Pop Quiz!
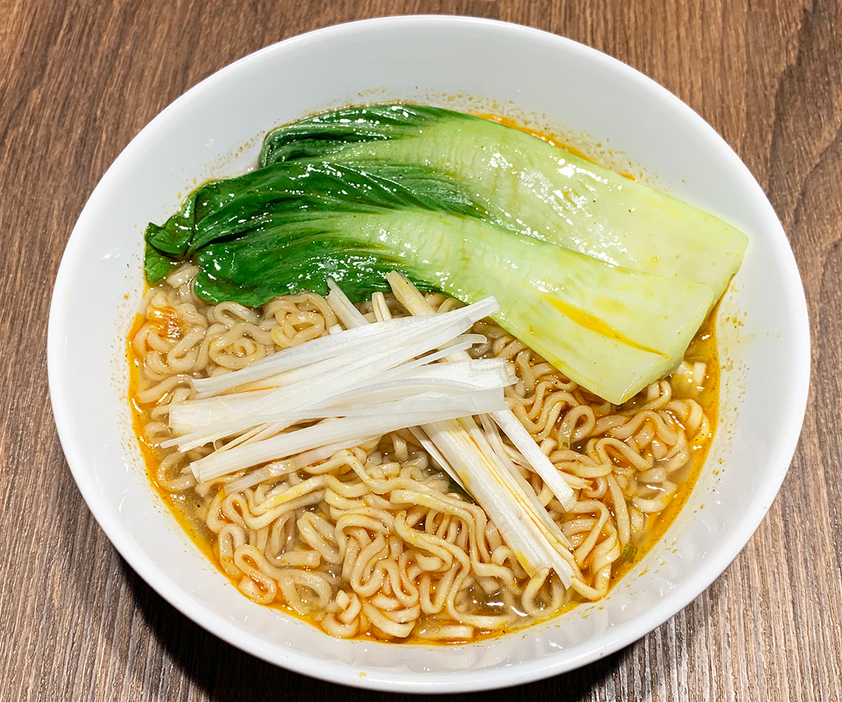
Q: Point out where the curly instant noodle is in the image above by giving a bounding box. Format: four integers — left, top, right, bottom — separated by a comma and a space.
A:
130, 264, 716, 642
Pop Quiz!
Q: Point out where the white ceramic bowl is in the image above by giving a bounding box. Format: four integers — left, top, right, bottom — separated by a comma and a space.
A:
48, 16, 810, 693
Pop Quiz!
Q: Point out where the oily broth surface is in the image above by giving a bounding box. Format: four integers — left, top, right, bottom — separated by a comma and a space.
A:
129, 283, 716, 643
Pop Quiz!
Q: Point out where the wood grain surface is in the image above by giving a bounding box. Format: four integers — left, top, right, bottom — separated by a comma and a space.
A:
1, 0, 840, 699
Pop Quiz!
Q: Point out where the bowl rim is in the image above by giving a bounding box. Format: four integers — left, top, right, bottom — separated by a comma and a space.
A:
47, 14, 811, 693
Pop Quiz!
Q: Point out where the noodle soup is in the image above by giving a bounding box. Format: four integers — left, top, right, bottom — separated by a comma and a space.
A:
129, 266, 716, 643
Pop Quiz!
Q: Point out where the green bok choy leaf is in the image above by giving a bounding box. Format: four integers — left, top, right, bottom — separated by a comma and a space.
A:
145, 160, 715, 404
260, 104, 747, 304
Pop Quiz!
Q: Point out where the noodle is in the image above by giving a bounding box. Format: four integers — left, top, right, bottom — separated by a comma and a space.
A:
129, 265, 716, 642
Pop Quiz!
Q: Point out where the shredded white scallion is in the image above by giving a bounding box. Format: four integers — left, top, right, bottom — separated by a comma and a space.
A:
168, 276, 579, 585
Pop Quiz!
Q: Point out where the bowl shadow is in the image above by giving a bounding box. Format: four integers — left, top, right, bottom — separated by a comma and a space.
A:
119, 557, 624, 701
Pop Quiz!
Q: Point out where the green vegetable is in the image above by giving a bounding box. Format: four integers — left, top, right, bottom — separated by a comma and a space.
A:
145, 160, 714, 403
619, 544, 638, 563
260, 104, 747, 303
144, 161, 491, 300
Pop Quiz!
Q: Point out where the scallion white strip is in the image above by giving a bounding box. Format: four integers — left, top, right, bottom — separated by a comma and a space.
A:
192, 296, 496, 398
491, 411, 576, 511
386, 271, 576, 511
326, 279, 368, 329
191, 396, 506, 483
170, 299, 499, 446
422, 416, 573, 584
385, 272, 577, 583
166, 360, 513, 449
408, 426, 467, 491
232, 334, 486, 394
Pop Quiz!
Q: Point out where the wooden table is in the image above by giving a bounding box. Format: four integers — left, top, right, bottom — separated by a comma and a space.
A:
2, 1, 839, 699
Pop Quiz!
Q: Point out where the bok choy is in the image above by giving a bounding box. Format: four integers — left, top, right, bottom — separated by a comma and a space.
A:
259, 104, 747, 302
145, 159, 716, 403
